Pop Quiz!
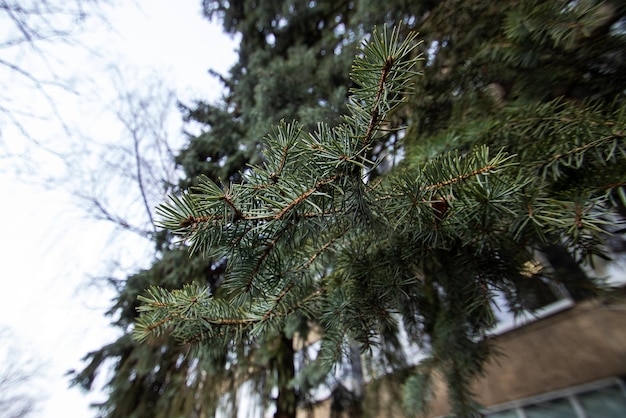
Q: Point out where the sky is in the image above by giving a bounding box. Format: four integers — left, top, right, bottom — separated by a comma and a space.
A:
0, 1, 237, 416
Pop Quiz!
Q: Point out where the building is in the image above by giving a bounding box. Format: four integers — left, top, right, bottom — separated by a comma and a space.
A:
297, 255, 626, 418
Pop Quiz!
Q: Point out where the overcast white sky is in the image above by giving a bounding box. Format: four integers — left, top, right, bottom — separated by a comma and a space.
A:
0, 1, 237, 416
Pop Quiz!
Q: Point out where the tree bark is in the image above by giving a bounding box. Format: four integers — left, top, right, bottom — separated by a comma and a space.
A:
274, 334, 296, 418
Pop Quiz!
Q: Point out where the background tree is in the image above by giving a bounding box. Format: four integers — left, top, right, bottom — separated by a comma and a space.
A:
0, 0, 106, 146
74, 2, 423, 417
71, 70, 181, 242
0, 328, 40, 418
77, 1, 625, 417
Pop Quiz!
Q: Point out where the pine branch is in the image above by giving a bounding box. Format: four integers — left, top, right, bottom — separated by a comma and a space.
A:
133, 22, 623, 418
274, 175, 340, 220
349, 25, 422, 148
137, 25, 423, 348
243, 223, 292, 293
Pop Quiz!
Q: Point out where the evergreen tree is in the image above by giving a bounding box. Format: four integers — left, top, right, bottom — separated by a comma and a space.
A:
76, 1, 625, 417
74, 1, 416, 417
135, 3, 626, 418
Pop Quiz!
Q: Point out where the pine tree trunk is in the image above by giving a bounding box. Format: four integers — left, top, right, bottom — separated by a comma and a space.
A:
348, 341, 364, 416
274, 334, 296, 418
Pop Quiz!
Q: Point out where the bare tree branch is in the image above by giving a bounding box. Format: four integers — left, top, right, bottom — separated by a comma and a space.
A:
68, 68, 182, 243
0, 0, 108, 144
0, 327, 40, 418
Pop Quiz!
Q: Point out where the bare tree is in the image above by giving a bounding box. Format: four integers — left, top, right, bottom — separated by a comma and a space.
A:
0, 0, 107, 148
0, 328, 40, 418
1, 1, 189, 240
69, 67, 182, 242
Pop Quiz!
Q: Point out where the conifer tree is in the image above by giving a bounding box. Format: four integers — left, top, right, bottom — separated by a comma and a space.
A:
76, 1, 625, 417
74, 1, 409, 416
133, 18, 626, 417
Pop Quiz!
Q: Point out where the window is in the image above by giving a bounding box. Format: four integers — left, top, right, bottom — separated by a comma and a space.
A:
523, 398, 576, 418
578, 384, 626, 417
486, 378, 626, 418
488, 277, 574, 336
